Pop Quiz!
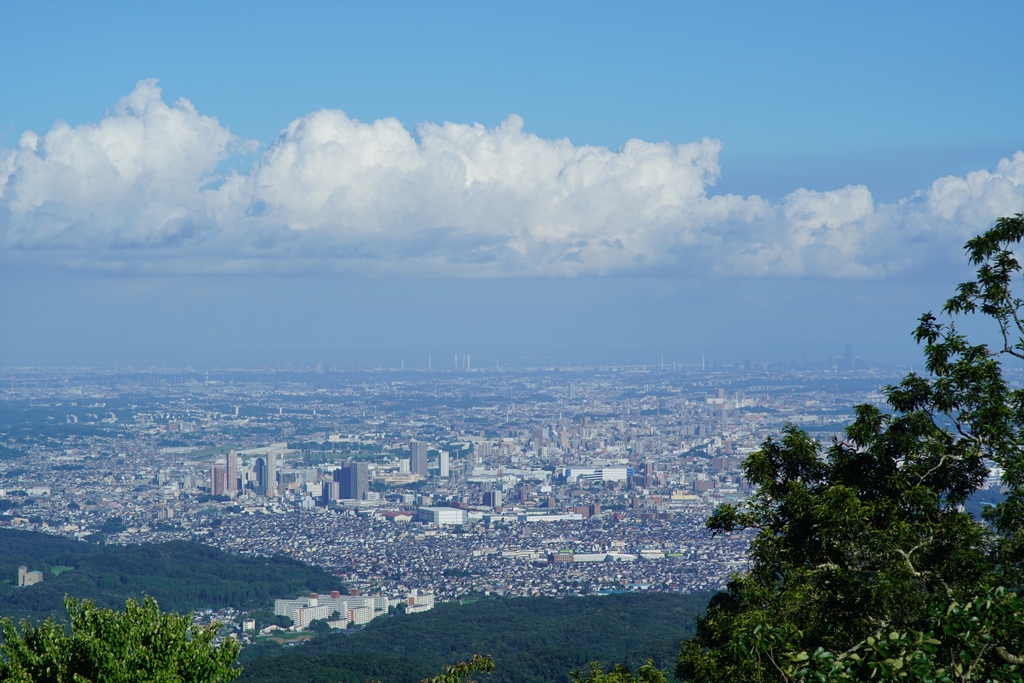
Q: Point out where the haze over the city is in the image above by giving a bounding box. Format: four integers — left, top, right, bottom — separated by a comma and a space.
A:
1, 0, 1022, 368
2, 7, 1023, 680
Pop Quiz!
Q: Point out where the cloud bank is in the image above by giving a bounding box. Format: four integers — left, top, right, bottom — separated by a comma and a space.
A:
2, 80, 1022, 277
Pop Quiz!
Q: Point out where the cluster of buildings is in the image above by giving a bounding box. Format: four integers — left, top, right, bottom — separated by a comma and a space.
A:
273, 589, 433, 629
207, 449, 370, 503
3, 358, 1002, 616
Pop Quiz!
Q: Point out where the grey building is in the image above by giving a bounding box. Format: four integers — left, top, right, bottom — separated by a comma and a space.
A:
335, 460, 368, 500
410, 440, 428, 476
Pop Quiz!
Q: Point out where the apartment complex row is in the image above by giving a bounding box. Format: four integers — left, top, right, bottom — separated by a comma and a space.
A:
273, 589, 434, 629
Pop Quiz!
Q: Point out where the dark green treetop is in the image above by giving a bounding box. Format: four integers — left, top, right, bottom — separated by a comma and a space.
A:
678, 215, 1024, 683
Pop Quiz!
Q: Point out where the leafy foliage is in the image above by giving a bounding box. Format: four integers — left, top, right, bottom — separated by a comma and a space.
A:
0, 595, 240, 682
569, 660, 668, 683
678, 215, 1024, 682
421, 654, 496, 683
308, 618, 332, 634
0, 530, 345, 622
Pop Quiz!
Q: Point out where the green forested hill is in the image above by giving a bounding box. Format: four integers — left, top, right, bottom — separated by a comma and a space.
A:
0, 529, 344, 622
239, 591, 712, 683
1, 530, 711, 682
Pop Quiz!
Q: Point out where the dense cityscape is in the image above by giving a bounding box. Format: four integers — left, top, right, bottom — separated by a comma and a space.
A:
2, 350, 969, 622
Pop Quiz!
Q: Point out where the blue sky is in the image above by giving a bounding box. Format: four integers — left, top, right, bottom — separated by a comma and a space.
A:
1, 0, 1022, 367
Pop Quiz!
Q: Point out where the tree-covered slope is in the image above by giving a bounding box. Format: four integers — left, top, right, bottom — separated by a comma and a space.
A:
239, 592, 712, 683
0, 529, 344, 622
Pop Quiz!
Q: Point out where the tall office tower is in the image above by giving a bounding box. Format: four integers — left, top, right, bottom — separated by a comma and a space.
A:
410, 440, 428, 476
354, 461, 368, 499
254, 457, 267, 496
532, 427, 545, 448
439, 451, 450, 478
335, 461, 368, 499
568, 382, 576, 400
319, 480, 338, 505
266, 451, 277, 495
226, 450, 238, 497
399, 458, 410, 474
211, 465, 226, 496
483, 490, 502, 508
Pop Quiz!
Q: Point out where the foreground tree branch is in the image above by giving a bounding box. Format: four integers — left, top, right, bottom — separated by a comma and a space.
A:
676, 216, 1024, 683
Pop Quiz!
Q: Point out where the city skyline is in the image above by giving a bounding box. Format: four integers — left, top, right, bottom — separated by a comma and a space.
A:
0, 360, 906, 603
0, 6, 1019, 678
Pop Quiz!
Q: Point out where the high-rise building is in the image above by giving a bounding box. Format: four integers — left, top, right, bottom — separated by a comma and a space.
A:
410, 440, 428, 476
211, 465, 226, 496
335, 461, 368, 500
439, 451, 449, 478
254, 457, 267, 496
399, 458, 410, 474
226, 450, 238, 498
320, 479, 341, 505
266, 451, 278, 496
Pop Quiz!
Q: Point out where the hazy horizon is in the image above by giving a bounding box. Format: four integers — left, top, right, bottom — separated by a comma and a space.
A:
2, 1, 1022, 367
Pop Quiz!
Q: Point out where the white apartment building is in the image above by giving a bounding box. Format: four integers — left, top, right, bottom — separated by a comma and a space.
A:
274, 592, 390, 629
405, 589, 435, 614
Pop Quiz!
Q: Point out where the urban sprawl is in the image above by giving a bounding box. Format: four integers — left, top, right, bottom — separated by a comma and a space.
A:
2, 354, 1007, 632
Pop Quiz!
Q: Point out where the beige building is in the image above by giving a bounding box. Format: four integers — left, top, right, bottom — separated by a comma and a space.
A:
18, 566, 44, 587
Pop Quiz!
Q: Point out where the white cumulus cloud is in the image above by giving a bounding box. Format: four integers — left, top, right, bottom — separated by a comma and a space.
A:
1, 79, 254, 250
2, 80, 1021, 277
